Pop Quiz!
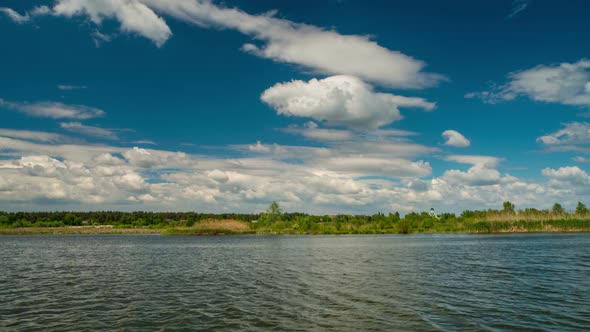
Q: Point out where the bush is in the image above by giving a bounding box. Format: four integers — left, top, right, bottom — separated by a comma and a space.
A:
397, 219, 412, 234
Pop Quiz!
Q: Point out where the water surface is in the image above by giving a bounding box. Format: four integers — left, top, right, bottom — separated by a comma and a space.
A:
1, 234, 589, 331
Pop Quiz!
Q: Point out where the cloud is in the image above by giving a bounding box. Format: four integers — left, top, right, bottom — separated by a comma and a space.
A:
0, 133, 588, 213
0, 5, 51, 24
440, 154, 510, 186
123, 147, 190, 169
31, 6, 51, 15
247, 141, 273, 153
91, 29, 112, 47
442, 130, 470, 147
94, 153, 126, 166
0, 99, 105, 119
58, 85, 87, 90
145, 0, 444, 87
542, 166, 590, 195
508, 60, 590, 106
283, 122, 354, 141
0, 129, 65, 143
318, 157, 432, 178
343, 142, 438, 158
507, 0, 531, 19
9, 0, 443, 88
132, 140, 157, 145
542, 166, 590, 183
51, 0, 172, 47
0, 136, 122, 164
441, 167, 505, 187
573, 156, 590, 163
445, 155, 502, 168
0, 154, 149, 203
261, 75, 435, 130
238, 139, 437, 161
467, 59, 590, 107
60, 122, 118, 140
1, 1, 170, 47
0, 7, 30, 23
537, 122, 590, 153
372, 129, 418, 137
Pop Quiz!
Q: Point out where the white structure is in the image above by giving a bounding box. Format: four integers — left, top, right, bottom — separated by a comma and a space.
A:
428, 208, 440, 220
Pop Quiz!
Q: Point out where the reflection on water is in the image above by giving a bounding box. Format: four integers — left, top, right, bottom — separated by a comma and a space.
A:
1, 234, 589, 331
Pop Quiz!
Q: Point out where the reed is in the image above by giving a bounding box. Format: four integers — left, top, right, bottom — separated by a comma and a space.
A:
162, 219, 253, 235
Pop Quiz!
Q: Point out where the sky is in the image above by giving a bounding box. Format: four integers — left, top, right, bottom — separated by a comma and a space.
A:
0, 0, 589, 214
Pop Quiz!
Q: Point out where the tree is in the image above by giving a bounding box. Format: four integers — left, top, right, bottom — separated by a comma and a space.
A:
552, 203, 565, 215
0, 215, 9, 226
64, 213, 82, 226
267, 201, 283, 215
388, 212, 401, 223
576, 202, 588, 215
503, 201, 515, 214
259, 201, 283, 224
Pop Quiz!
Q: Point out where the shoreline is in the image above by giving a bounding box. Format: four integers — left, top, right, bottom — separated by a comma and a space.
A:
1, 226, 589, 236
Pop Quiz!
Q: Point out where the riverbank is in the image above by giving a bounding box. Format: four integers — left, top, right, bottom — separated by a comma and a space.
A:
2, 218, 590, 235
0, 226, 161, 235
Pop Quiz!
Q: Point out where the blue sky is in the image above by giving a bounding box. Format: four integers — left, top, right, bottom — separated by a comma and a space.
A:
0, 0, 589, 213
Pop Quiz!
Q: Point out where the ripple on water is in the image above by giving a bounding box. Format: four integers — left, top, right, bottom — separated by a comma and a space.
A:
0, 234, 589, 331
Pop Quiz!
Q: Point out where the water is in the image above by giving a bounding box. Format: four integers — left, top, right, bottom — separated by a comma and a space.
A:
1, 234, 589, 331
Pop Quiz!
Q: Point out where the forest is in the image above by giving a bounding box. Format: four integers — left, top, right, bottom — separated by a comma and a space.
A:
1, 200, 590, 235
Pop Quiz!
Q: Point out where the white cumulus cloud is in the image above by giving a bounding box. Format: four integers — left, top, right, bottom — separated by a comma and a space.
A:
542, 166, 590, 184
261, 75, 435, 130
467, 59, 590, 107
441, 155, 510, 186
0, 134, 588, 213
537, 122, 590, 153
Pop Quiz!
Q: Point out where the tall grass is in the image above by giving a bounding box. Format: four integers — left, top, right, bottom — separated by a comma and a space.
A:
162, 219, 254, 235
483, 212, 590, 222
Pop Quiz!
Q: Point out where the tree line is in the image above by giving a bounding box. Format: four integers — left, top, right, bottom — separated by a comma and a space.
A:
1, 201, 589, 232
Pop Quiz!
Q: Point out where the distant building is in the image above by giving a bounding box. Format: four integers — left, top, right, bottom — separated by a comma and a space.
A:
428, 208, 440, 219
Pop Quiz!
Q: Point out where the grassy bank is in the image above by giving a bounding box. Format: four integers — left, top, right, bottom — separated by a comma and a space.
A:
250, 218, 590, 235
0, 226, 161, 235
2, 202, 590, 235
0, 219, 251, 236
2, 218, 589, 235
161, 219, 254, 235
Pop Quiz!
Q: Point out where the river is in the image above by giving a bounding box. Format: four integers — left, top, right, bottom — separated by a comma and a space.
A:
1, 234, 589, 331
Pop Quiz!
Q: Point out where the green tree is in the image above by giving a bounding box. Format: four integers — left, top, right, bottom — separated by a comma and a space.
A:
0, 215, 9, 226
503, 201, 515, 214
575, 202, 588, 215
386, 212, 400, 224
63, 213, 82, 226
259, 201, 283, 224
397, 219, 413, 234
267, 201, 283, 215
552, 203, 565, 215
